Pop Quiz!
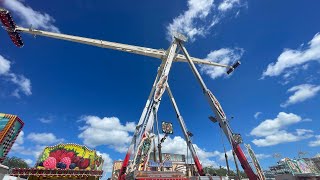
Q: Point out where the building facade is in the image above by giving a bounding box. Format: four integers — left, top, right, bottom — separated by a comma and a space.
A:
268, 157, 320, 180
0, 113, 24, 163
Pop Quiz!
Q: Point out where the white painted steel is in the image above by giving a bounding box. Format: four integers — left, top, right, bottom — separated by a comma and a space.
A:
15, 26, 230, 68
13, 25, 244, 177
123, 40, 179, 174
177, 41, 234, 145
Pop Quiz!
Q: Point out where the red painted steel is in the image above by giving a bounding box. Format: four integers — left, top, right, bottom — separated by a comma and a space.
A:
234, 144, 258, 180
193, 156, 204, 176
0, 9, 24, 47
119, 153, 131, 180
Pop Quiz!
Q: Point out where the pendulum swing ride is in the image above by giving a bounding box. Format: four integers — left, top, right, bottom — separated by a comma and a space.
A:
0, 8, 265, 180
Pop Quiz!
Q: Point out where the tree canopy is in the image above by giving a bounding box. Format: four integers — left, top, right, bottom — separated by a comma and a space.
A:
2, 156, 29, 169
203, 166, 247, 178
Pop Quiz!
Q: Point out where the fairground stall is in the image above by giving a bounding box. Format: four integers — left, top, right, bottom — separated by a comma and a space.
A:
0, 113, 24, 163
269, 157, 320, 180
10, 143, 104, 180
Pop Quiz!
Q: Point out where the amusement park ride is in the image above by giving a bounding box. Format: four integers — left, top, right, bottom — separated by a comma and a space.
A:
0, 8, 264, 180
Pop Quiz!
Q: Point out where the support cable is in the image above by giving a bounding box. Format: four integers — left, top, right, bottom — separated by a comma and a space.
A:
154, 107, 161, 146
186, 140, 189, 175
152, 121, 157, 168
219, 127, 230, 176
154, 107, 163, 171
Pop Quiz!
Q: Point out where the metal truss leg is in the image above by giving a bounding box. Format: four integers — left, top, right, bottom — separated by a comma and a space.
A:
166, 83, 205, 175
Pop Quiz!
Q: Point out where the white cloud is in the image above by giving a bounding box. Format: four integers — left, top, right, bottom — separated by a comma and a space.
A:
0, 56, 11, 75
161, 136, 189, 155
11, 131, 25, 153
262, 33, 320, 78
97, 151, 113, 179
302, 118, 313, 122
10, 131, 53, 160
8, 73, 32, 97
11, 142, 46, 160
15, 131, 24, 145
254, 112, 262, 119
200, 48, 244, 79
252, 130, 313, 147
281, 84, 320, 107
0, 55, 32, 97
250, 112, 301, 137
296, 129, 314, 136
33, 145, 46, 159
255, 153, 271, 159
161, 135, 231, 167
244, 151, 271, 161
97, 151, 113, 173
39, 117, 52, 123
309, 135, 320, 147
279, 66, 303, 85
11, 142, 24, 153
218, 0, 240, 11
250, 112, 313, 147
166, 0, 244, 41
24, 159, 33, 166
212, 150, 233, 161
78, 116, 136, 153
27, 132, 64, 145
167, 0, 214, 41
3, 0, 59, 32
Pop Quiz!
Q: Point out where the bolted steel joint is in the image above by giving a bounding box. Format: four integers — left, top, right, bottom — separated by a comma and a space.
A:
173, 32, 188, 42
233, 133, 243, 144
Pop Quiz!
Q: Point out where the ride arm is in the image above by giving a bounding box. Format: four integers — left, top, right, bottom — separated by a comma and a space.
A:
0, 9, 23, 47
14, 26, 230, 67
177, 40, 258, 180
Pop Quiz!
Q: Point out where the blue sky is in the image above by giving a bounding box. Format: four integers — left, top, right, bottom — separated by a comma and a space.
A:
1, 0, 320, 178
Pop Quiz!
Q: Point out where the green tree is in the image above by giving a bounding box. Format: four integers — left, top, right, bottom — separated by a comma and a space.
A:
239, 170, 247, 178
204, 166, 237, 176
2, 156, 29, 169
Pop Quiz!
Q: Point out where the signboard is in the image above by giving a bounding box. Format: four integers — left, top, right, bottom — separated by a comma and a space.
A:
162, 122, 173, 134
134, 171, 186, 179
305, 159, 320, 174
296, 159, 312, 174
154, 75, 168, 102
149, 153, 185, 163
148, 160, 173, 168
285, 159, 301, 174
245, 144, 265, 180
284, 158, 320, 175
0, 113, 24, 163
131, 132, 154, 171
36, 143, 104, 170
111, 161, 123, 180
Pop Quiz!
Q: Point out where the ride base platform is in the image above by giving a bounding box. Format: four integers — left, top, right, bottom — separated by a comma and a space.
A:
125, 171, 230, 180
126, 170, 188, 180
